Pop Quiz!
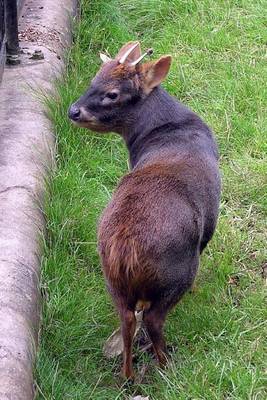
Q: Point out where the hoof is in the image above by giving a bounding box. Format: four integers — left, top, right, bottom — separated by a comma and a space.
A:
121, 369, 135, 383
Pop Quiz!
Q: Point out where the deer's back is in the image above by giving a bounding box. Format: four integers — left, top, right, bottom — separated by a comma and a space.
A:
98, 153, 220, 305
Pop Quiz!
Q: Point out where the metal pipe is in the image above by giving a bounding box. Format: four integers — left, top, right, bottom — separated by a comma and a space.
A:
4, 0, 20, 64
0, 0, 5, 80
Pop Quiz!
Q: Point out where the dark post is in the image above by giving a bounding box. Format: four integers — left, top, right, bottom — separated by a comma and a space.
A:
4, 0, 20, 64
0, 0, 5, 80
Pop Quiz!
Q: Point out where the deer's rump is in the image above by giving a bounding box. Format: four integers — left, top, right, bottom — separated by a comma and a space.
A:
97, 160, 219, 308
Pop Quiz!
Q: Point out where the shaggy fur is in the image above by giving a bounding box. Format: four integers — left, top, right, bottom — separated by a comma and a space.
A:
69, 44, 221, 379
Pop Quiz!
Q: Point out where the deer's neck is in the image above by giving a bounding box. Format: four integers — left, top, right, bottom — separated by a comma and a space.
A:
122, 86, 196, 169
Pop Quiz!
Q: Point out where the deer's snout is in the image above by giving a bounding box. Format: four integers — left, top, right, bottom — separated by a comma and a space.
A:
68, 104, 81, 121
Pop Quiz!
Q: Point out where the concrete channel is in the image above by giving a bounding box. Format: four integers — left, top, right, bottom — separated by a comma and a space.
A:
0, 0, 76, 398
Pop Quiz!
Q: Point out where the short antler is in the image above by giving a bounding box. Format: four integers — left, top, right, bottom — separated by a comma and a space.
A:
130, 48, 154, 66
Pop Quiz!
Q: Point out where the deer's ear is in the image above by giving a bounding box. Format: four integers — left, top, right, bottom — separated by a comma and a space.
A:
100, 53, 111, 63
116, 41, 141, 64
142, 56, 172, 93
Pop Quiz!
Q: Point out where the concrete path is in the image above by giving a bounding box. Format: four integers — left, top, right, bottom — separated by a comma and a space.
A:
0, 1, 76, 398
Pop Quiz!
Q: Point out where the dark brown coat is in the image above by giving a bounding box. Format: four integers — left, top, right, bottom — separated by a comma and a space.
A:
69, 42, 221, 379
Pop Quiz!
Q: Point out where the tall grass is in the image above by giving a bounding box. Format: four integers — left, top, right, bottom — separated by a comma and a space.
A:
36, 1, 267, 399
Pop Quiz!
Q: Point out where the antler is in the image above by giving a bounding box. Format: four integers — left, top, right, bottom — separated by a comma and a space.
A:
130, 48, 154, 66
103, 43, 153, 66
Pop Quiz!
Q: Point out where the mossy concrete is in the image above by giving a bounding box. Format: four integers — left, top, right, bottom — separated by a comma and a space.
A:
0, 0, 76, 398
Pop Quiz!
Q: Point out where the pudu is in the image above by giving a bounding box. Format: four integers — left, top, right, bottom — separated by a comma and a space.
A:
69, 42, 221, 379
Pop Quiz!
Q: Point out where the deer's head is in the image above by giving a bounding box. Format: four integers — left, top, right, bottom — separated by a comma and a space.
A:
68, 41, 171, 133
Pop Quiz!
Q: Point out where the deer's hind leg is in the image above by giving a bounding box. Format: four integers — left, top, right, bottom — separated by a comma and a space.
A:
143, 305, 168, 366
143, 280, 192, 366
118, 304, 136, 380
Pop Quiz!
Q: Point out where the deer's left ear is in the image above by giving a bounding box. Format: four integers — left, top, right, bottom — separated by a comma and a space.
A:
100, 53, 111, 63
142, 56, 172, 93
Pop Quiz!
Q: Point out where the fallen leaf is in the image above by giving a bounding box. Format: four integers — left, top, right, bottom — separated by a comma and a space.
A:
103, 311, 143, 358
103, 326, 123, 358
261, 263, 267, 286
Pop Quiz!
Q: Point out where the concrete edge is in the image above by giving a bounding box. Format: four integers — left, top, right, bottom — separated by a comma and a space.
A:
0, 0, 77, 398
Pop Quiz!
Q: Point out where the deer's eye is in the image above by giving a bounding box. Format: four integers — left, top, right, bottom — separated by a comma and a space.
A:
105, 91, 118, 100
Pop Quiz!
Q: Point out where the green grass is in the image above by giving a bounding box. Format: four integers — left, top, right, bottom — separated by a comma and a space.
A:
36, 1, 267, 398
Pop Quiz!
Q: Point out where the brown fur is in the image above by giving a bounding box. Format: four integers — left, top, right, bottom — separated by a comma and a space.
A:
98, 160, 202, 301
111, 64, 135, 79
106, 227, 139, 281
69, 42, 220, 380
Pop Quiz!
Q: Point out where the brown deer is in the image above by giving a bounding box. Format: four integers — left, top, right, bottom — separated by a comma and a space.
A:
68, 42, 221, 380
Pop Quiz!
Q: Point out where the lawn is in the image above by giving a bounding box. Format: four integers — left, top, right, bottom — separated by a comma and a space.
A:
36, 1, 267, 399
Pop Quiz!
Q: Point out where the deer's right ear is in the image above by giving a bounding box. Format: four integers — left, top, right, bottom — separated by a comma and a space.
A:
142, 55, 172, 93
116, 41, 141, 64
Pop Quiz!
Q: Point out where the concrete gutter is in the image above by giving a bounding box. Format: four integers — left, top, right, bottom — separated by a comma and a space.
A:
0, 0, 76, 398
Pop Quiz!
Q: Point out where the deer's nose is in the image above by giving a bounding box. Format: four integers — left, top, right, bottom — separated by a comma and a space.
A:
68, 105, 81, 121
